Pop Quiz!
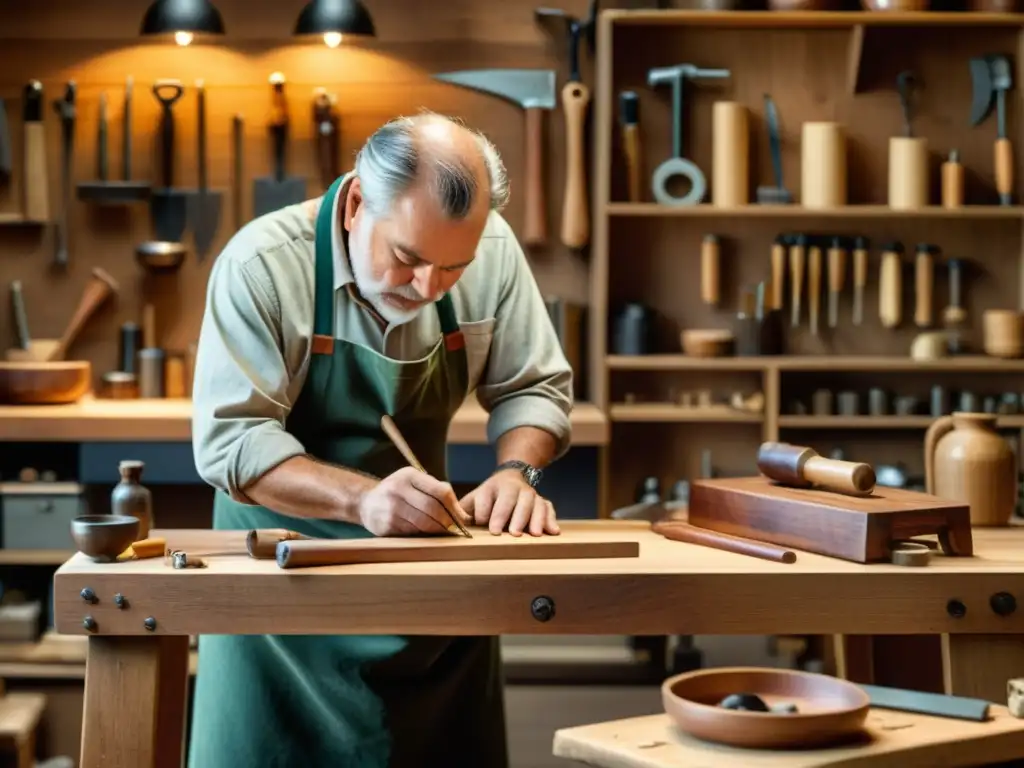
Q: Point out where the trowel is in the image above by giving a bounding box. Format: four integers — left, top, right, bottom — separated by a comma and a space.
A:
970, 54, 1014, 205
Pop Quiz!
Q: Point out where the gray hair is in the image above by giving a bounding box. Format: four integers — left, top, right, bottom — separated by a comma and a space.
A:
354, 114, 511, 220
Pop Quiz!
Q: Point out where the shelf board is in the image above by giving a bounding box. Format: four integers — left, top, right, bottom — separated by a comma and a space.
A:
605, 203, 1024, 219
0, 213, 45, 226
607, 355, 1024, 373
0, 549, 72, 566
610, 403, 763, 423
780, 415, 1024, 429
605, 10, 1024, 28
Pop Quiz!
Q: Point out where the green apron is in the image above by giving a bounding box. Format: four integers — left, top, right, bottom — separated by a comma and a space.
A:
187, 177, 508, 768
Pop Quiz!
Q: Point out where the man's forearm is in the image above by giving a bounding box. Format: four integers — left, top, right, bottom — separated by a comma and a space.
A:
242, 455, 378, 524
495, 426, 559, 469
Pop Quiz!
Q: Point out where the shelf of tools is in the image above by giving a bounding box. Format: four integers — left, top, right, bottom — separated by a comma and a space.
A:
589, 10, 1024, 519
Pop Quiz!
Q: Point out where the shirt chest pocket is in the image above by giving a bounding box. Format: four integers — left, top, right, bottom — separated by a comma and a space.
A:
460, 318, 495, 392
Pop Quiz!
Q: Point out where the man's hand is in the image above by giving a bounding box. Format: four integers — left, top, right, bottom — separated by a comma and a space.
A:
358, 467, 469, 536
461, 469, 560, 537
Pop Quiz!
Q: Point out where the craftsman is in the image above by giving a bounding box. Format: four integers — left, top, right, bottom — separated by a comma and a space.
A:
187, 113, 573, 768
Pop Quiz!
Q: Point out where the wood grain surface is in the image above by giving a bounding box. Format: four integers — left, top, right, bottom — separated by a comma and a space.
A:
552, 707, 1024, 768
51, 521, 1024, 636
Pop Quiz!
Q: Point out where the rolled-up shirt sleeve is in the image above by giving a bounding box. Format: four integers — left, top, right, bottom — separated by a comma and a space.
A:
475, 230, 574, 459
191, 253, 307, 503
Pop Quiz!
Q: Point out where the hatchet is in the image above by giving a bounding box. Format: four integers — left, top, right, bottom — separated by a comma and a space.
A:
970, 54, 1015, 205
432, 68, 555, 249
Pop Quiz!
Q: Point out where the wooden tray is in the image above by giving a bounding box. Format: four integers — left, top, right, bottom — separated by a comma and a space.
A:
688, 476, 973, 563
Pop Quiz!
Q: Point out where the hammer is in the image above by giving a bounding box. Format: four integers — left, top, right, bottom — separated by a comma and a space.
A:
756, 442, 876, 497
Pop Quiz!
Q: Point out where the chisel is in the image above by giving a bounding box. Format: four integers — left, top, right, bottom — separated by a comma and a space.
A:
619, 90, 641, 203
789, 234, 807, 328
808, 241, 822, 335
52, 81, 77, 267
770, 235, 786, 311
852, 236, 868, 326
827, 236, 846, 329
22, 81, 49, 222
915, 243, 936, 328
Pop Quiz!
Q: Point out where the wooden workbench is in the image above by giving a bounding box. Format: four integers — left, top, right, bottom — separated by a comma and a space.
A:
53, 521, 1024, 768
553, 708, 1024, 767
0, 395, 609, 445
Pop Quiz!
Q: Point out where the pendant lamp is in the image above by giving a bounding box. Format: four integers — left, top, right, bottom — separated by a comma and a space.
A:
294, 0, 376, 48
140, 0, 226, 47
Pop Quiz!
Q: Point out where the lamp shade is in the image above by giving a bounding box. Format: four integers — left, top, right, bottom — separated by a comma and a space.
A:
294, 0, 376, 38
140, 0, 226, 37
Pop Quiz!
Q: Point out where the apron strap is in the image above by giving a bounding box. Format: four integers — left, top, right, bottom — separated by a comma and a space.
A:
311, 176, 347, 353
435, 293, 464, 352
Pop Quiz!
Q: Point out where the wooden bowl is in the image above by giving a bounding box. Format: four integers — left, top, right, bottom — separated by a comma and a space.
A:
0, 361, 91, 404
662, 667, 870, 749
71, 515, 140, 562
681, 329, 735, 358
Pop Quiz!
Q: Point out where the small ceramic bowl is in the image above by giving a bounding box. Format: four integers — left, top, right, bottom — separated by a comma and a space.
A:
71, 515, 140, 562
662, 667, 870, 749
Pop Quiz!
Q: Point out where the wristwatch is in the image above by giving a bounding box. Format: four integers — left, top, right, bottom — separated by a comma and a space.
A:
494, 460, 543, 488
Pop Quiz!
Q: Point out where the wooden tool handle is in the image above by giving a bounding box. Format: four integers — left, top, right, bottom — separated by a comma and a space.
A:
808, 245, 821, 334
652, 521, 796, 564
142, 303, 156, 349
915, 250, 933, 328
23, 123, 49, 222
995, 137, 1013, 203
561, 80, 591, 249
622, 124, 641, 203
522, 106, 547, 248
790, 242, 805, 326
381, 414, 426, 473
853, 246, 867, 289
828, 245, 845, 293
771, 242, 785, 311
701, 235, 720, 306
50, 268, 119, 360
802, 456, 876, 496
880, 251, 901, 328
246, 528, 311, 559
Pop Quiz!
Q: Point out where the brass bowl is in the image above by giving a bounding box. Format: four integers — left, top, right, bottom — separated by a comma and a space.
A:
71, 515, 140, 562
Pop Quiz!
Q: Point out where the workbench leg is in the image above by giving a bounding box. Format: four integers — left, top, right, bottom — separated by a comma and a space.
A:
80, 635, 190, 768
942, 634, 1024, 704
832, 635, 875, 684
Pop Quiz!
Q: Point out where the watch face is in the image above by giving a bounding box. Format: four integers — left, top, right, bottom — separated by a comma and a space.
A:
524, 467, 542, 487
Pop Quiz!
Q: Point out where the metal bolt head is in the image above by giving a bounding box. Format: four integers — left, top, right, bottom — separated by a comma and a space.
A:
80, 587, 97, 604
82, 616, 97, 632
143, 616, 157, 632
113, 593, 127, 609
991, 592, 1017, 616
947, 599, 967, 619
530, 595, 556, 623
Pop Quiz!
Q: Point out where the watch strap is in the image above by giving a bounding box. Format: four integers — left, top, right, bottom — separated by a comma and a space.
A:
494, 460, 542, 488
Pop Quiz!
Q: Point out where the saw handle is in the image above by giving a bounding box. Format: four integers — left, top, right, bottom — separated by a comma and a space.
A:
561, 80, 591, 249
996, 137, 1013, 205
522, 107, 547, 249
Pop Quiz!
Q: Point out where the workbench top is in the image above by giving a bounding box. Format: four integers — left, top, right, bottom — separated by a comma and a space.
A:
0, 395, 608, 445
52, 522, 1024, 638
552, 708, 1024, 768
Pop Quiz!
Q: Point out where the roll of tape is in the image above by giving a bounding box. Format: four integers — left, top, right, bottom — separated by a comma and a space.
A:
652, 158, 707, 206
890, 541, 931, 567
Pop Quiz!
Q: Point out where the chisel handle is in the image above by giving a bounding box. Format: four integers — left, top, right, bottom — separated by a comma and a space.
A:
996, 137, 1013, 205
915, 249, 933, 328
771, 241, 786, 311
523, 106, 547, 249
808, 245, 821, 335
623, 125, 641, 203
790, 242, 805, 327
853, 244, 868, 325
561, 81, 591, 249
880, 250, 902, 329
701, 234, 720, 306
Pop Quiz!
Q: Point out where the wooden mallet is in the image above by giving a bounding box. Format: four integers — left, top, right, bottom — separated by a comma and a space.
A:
757, 441, 876, 497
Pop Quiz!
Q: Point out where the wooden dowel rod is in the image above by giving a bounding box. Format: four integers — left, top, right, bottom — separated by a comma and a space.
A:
652, 521, 797, 564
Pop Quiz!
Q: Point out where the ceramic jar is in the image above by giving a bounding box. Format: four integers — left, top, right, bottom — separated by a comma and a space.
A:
111, 460, 153, 538
925, 413, 1017, 526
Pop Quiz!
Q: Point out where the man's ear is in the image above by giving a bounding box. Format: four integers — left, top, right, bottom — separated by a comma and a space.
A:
343, 177, 362, 233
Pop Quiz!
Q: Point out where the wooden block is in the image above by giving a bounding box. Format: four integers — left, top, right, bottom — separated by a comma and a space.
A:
688, 476, 972, 563
0, 693, 45, 741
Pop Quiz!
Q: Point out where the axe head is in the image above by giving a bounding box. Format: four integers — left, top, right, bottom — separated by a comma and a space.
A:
970, 56, 996, 126
432, 69, 556, 111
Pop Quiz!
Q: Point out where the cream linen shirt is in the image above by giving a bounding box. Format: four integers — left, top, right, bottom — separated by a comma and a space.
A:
191, 178, 574, 503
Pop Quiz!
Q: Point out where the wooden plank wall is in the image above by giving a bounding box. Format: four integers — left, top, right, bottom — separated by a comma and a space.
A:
0, 0, 651, 387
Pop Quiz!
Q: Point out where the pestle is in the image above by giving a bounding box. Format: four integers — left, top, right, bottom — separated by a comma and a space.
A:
757, 441, 876, 496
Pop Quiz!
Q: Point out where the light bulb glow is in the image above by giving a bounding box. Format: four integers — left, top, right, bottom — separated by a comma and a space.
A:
323, 31, 343, 48
174, 30, 194, 47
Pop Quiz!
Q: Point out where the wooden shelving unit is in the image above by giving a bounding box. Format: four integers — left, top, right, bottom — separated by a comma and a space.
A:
589, 10, 1024, 514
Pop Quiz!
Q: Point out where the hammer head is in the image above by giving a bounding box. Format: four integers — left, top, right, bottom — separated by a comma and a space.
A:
432, 69, 556, 111
756, 441, 815, 487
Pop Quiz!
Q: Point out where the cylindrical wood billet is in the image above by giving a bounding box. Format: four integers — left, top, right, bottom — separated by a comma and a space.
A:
983, 309, 1024, 359
701, 234, 720, 306
801, 122, 846, 209
164, 353, 187, 398
888, 137, 929, 210
246, 529, 312, 559
712, 101, 749, 207
138, 348, 165, 398
941, 150, 964, 209
652, 521, 796, 564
